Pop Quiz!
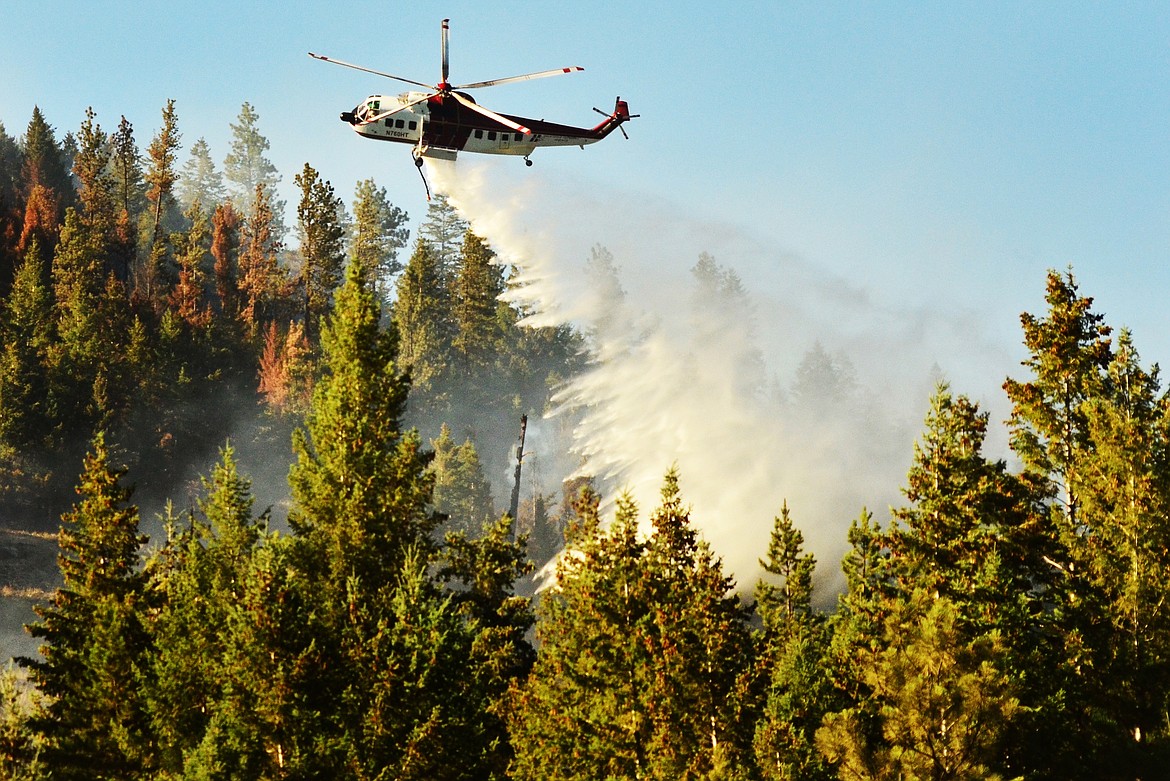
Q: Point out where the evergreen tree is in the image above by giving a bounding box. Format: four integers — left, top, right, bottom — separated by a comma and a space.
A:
210, 199, 242, 318
0, 664, 45, 780
511, 474, 754, 779
509, 488, 651, 780
0, 242, 57, 480
21, 432, 152, 779
71, 108, 117, 263
429, 423, 496, 535
141, 99, 182, 310
392, 236, 454, 398
641, 469, 755, 777
145, 445, 268, 776
816, 594, 1020, 781
0, 121, 23, 294
753, 504, 835, 781
886, 384, 1039, 634
1004, 268, 1112, 530
349, 177, 409, 303
49, 208, 118, 430
1001, 269, 1127, 778
1074, 330, 1170, 773
452, 230, 506, 374
416, 193, 468, 276
108, 115, 144, 281
237, 183, 283, 335
439, 511, 536, 779
223, 102, 284, 235
177, 136, 226, 213
289, 258, 438, 599
168, 199, 211, 329
293, 163, 346, 341
20, 107, 73, 209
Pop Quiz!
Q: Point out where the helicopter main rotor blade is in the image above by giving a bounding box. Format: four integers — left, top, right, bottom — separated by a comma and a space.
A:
307, 52, 433, 90
441, 18, 450, 85
360, 93, 434, 125
450, 92, 531, 135
455, 66, 585, 90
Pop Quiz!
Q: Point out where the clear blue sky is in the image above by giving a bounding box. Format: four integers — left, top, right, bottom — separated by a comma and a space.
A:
3, 1, 1169, 370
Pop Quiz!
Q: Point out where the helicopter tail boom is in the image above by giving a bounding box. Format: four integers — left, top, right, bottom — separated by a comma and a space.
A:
590, 97, 637, 139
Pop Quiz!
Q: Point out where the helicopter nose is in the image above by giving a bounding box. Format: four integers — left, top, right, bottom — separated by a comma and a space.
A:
340, 111, 357, 124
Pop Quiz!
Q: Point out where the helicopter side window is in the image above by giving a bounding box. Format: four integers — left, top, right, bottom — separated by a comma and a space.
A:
408, 121, 417, 130
487, 131, 496, 141
395, 119, 405, 129
474, 129, 483, 139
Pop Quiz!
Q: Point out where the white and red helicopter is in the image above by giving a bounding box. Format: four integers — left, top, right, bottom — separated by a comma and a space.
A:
309, 19, 635, 171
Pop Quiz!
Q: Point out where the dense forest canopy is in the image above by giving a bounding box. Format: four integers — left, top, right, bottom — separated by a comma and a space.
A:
1, 103, 1169, 780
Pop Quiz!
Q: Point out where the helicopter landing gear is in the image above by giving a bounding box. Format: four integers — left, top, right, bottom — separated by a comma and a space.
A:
524, 156, 533, 167
414, 155, 424, 168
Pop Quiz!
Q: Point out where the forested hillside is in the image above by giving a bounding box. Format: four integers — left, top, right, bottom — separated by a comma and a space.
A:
2, 103, 1170, 780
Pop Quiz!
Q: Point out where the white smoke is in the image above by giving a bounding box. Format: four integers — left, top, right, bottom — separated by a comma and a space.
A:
427, 158, 1015, 596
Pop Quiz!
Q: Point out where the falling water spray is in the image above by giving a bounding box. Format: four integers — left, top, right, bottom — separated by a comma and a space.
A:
426, 159, 1015, 594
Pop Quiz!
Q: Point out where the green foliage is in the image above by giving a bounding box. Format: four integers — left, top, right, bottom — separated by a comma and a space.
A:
0, 664, 45, 779
289, 258, 437, 587
753, 504, 835, 781
177, 137, 226, 214
21, 432, 152, 779
429, 423, 496, 535
294, 163, 346, 341
511, 472, 754, 780
393, 236, 454, 398
817, 594, 1020, 781
349, 177, 409, 303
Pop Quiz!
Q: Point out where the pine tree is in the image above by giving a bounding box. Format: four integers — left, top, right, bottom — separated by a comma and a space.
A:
349, 177, 409, 303
210, 200, 242, 317
429, 424, 496, 535
1004, 268, 1112, 531
145, 445, 268, 776
0, 664, 46, 780
1074, 330, 1170, 772
0, 241, 57, 500
0, 122, 23, 295
177, 136, 226, 213
49, 208, 114, 430
452, 230, 505, 374
509, 489, 651, 780
886, 384, 1039, 634
72, 108, 117, 263
237, 183, 283, 335
21, 432, 152, 779
438, 510, 536, 779
816, 594, 1020, 781
416, 193, 468, 276
511, 474, 754, 779
392, 236, 454, 398
108, 116, 144, 282
20, 107, 73, 211
289, 257, 438, 599
641, 468, 754, 778
1001, 269, 1125, 778
223, 102, 284, 235
140, 99, 182, 310
294, 163, 346, 342
753, 504, 835, 781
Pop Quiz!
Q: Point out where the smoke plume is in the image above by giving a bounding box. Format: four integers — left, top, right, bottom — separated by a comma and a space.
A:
428, 159, 1015, 596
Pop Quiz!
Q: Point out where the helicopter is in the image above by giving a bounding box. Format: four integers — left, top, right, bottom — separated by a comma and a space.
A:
308, 18, 635, 170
